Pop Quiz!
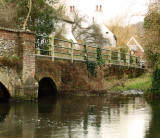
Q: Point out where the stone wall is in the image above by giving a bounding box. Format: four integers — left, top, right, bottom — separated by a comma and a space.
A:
0, 29, 17, 56
35, 57, 145, 94
0, 28, 38, 100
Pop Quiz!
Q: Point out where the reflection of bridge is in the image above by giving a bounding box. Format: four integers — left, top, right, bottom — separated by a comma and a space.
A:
0, 28, 145, 101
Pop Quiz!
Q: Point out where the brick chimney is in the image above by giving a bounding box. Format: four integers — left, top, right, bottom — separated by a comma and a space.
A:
96, 5, 102, 12
92, 17, 94, 23
70, 6, 75, 12
96, 5, 98, 11
70, 6, 72, 12
100, 5, 102, 11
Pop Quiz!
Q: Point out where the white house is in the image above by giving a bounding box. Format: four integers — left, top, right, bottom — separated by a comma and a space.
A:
54, 0, 117, 47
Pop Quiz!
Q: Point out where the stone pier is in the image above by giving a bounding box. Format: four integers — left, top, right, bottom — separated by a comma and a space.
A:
0, 27, 38, 101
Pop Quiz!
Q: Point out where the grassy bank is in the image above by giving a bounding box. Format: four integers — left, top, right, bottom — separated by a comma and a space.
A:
108, 73, 151, 92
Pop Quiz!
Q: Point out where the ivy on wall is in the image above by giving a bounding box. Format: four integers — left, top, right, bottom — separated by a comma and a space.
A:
86, 46, 104, 76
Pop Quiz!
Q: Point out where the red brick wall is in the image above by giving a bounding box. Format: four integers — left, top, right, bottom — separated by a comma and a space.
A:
19, 33, 36, 83
0, 28, 36, 84
134, 46, 144, 58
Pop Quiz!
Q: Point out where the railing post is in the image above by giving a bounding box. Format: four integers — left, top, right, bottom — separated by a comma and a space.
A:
135, 56, 137, 68
128, 51, 130, 67
140, 57, 142, 68
70, 39, 73, 63
118, 49, 121, 65
49, 34, 55, 61
84, 43, 88, 61
36, 47, 40, 55
109, 49, 112, 64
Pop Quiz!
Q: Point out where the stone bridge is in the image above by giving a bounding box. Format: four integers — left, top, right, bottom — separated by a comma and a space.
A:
0, 28, 145, 101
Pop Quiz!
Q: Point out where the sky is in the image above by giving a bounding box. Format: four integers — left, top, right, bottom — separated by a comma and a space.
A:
60, 0, 150, 24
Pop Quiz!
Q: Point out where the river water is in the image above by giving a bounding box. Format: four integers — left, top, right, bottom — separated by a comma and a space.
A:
0, 96, 159, 138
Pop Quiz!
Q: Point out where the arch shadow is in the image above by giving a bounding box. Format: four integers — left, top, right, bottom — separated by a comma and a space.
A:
0, 82, 11, 102
38, 77, 58, 98
0, 103, 10, 122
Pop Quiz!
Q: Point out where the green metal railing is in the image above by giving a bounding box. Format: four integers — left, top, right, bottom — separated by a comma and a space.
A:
35, 34, 144, 68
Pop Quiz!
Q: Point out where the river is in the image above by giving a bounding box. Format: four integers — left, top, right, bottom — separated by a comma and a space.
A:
0, 95, 159, 138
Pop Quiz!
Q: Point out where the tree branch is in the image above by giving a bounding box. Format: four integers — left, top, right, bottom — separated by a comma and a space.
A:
23, 0, 32, 30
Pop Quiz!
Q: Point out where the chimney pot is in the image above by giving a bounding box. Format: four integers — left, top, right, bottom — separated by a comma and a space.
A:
100, 5, 102, 11
96, 5, 98, 11
70, 6, 72, 12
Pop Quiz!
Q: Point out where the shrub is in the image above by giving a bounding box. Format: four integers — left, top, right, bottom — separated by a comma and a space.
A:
151, 69, 160, 95
0, 56, 20, 66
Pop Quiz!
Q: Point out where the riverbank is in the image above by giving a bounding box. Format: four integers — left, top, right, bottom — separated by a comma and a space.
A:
58, 73, 151, 97
109, 73, 151, 93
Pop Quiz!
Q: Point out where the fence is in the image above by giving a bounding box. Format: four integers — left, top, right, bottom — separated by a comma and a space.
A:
35, 34, 143, 68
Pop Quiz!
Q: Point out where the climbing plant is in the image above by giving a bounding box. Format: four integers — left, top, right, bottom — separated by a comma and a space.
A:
97, 46, 104, 67
86, 60, 97, 76
86, 46, 104, 76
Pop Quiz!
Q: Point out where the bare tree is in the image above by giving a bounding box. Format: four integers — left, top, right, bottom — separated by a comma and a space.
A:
72, 15, 110, 47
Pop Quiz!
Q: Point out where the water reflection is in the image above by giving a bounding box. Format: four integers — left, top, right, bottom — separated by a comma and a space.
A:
145, 99, 160, 138
0, 103, 10, 122
0, 96, 155, 138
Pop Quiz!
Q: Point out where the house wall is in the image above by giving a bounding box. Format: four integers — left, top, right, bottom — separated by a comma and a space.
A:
134, 46, 144, 58
98, 23, 116, 46
54, 21, 78, 44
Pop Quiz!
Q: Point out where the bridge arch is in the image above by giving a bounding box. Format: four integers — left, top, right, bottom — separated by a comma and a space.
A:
0, 82, 11, 102
38, 77, 57, 98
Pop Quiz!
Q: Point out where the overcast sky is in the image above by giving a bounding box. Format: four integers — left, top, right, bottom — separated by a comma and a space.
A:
61, 0, 150, 24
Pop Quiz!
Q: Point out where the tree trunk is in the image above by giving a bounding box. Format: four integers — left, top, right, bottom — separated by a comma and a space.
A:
23, 0, 32, 30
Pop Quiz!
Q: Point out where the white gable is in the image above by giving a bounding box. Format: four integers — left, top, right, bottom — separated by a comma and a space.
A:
127, 37, 144, 52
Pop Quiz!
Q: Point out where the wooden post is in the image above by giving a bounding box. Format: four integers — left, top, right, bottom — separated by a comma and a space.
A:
49, 34, 54, 61
140, 57, 142, 68
128, 51, 130, 67
36, 47, 40, 55
84, 43, 88, 61
118, 49, 121, 65
70, 39, 73, 63
109, 49, 112, 64
135, 56, 137, 68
